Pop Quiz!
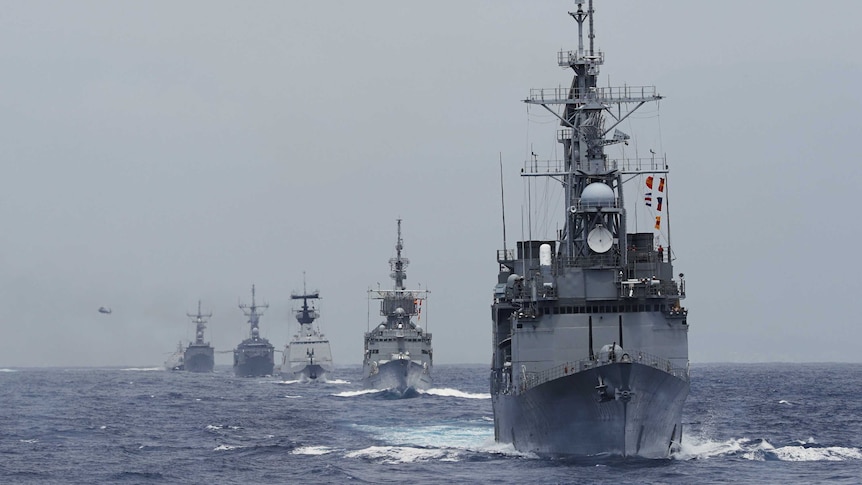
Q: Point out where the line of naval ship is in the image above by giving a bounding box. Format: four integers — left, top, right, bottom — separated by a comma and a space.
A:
362, 219, 432, 396
490, 1, 690, 458
233, 285, 275, 377
281, 274, 334, 381
183, 301, 215, 373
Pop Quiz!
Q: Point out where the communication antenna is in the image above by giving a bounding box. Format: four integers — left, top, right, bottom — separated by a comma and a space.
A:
499, 153, 507, 252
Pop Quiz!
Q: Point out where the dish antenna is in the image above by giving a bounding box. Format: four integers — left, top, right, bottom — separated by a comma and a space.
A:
587, 225, 613, 253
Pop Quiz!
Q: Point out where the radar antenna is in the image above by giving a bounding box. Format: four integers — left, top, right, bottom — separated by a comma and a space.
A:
389, 219, 410, 290
187, 300, 212, 345
291, 272, 321, 328
239, 285, 268, 338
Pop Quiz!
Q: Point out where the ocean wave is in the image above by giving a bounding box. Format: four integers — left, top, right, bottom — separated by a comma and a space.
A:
206, 424, 242, 431
0, 368, 18, 372
120, 367, 163, 371
675, 436, 862, 462
324, 379, 351, 384
213, 444, 242, 451
332, 389, 381, 398
421, 388, 490, 399
345, 445, 460, 464
292, 445, 336, 455
353, 423, 494, 451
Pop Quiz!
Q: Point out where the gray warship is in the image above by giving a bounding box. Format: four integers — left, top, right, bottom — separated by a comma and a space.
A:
490, 1, 690, 458
362, 219, 432, 396
164, 341, 184, 371
233, 285, 275, 377
281, 275, 334, 381
183, 301, 215, 373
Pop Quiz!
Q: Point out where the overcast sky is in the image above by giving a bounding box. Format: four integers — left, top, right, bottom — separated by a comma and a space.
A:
1, 1, 860, 367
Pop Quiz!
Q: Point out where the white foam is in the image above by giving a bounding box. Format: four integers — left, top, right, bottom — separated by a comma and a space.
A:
283, 394, 302, 399
276, 379, 301, 385
674, 436, 862, 462
345, 446, 458, 464
19, 439, 38, 444
0, 368, 18, 372
214, 444, 241, 451
324, 379, 351, 385
477, 439, 540, 458
778, 399, 792, 405
421, 388, 490, 399
206, 424, 242, 431
121, 367, 162, 371
353, 423, 494, 451
292, 446, 335, 455
775, 446, 862, 461
673, 436, 748, 460
332, 389, 381, 397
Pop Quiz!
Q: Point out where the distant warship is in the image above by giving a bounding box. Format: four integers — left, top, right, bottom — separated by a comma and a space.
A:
183, 301, 215, 373
489, 1, 690, 458
233, 285, 275, 377
281, 274, 334, 381
164, 341, 184, 371
362, 219, 432, 396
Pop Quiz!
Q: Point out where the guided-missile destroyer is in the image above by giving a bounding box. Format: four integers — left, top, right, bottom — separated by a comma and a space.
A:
281, 274, 334, 381
233, 285, 275, 377
490, 1, 690, 458
362, 219, 432, 396
183, 301, 215, 373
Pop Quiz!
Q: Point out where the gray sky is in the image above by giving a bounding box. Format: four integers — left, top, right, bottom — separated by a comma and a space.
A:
1, 1, 860, 367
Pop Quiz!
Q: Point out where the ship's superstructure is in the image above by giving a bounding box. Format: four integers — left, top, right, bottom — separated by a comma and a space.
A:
362, 219, 432, 396
183, 301, 215, 373
490, 1, 690, 458
282, 274, 334, 381
233, 285, 275, 377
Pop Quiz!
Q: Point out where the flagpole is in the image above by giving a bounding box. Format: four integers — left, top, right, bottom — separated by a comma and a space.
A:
664, 157, 673, 261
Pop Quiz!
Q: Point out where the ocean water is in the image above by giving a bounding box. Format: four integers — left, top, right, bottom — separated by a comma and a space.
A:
1, 363, 861, 484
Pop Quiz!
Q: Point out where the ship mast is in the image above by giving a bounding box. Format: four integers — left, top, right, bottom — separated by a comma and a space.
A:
239, 285, 268, 339
187, 300, 212, 345
522, 0, 665, 267
389, 218, 409, 291
291, 272, 320, 335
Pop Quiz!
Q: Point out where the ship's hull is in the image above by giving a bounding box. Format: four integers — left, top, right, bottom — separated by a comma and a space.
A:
285, 364, 330, 382
362, 358, 431, 396
183, 345, 214, 373
493, 362, 688, 458
233, 341, 274, 377
283, 339, 333, 381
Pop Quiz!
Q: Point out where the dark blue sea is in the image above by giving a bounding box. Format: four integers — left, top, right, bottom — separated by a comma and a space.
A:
2, 364, 861, 484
